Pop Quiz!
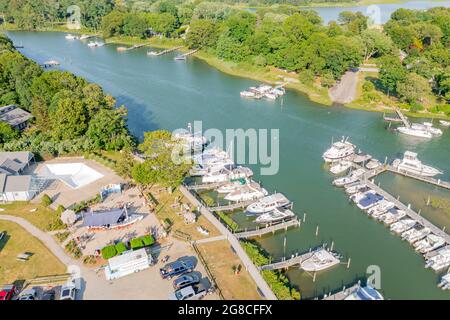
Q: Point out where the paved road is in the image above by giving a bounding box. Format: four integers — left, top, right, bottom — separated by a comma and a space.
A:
180, 186, 278, 300
329, 70, 359, 104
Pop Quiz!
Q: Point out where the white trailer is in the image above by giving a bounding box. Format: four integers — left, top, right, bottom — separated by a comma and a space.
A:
104, 248, 153, 280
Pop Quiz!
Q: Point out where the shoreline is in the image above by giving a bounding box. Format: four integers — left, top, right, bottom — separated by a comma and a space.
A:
5, 28, 449, 120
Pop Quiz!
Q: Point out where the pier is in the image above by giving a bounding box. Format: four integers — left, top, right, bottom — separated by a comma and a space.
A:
149, 46, 183, 56
234, 218, 300, 239
118, 44, 146, 52
174, 49, 198, 60
321, 283, 361, 300
385, 165, 450, 190
209, 199, 257, 212
186, 181, 228, 191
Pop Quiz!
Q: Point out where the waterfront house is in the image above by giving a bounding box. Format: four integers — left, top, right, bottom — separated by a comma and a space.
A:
0, 173, 36, 201
0, 105, 33, 130
0, 151, 35, 175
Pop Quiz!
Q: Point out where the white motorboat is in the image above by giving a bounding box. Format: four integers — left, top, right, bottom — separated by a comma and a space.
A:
356, 192, 383, 211
264, 92, 277, 100
87, 41, 104, 47
333, 169, 366, 187
367, 200, 395, 218
378, 208, 406, 225
330, 160, 352, 175
255, 207, 295, 224
147, 51, 159, 56
202, 166, 253, 183
365, 159, 381, 170
353, 153, 372, 164
392, 151, 443, 177
438, 272, 450, 290
414, 234, 445, 254
401, 226, 431, 244
322, 137, 356, 163
300, 249, 341, 272
190, 161, 234, 176
426, 248, 450, 271
216, 178, 248, 193
397, 125, 432, 139
174, 131, 207, 149
65, 34, 79, 40
390, 219, 417, 234
439, 120, 450, 127
350, 190, 375, 204
423, 122, 443, 136
344, 285, 384, 300
224, 183, 268, 202
246, 193, 291, 215
345, 183, 368, 195
240, 90, 257, 98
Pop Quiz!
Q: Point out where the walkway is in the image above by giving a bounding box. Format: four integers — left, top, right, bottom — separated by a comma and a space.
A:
234, 218, 300, 239
179, 186, 277, 300
329, 70, 358, 104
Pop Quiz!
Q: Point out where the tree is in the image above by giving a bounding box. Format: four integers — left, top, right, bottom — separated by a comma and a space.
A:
123, 13, 148, 38
115, 149, 136, 178
379, 56, 407, 95
186, 19, 217, 49
283, 13, 315, 42
51, 98, 88, 141
361, 29, 394, 61
397, 73, 432, 103
0, 122, 18, 144
101, 10, 125, 37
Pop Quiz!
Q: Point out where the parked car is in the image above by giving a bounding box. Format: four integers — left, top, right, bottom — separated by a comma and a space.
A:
41, 289, 56, 300
169, 284, 207, 300
59, 285, 76, 300
17, 288, 37, 300
173, 274, 200, 290
160, 260, 194, 279
0, 285, 17, 300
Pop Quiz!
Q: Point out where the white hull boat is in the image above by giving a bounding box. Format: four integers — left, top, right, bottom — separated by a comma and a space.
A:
224, 183, 268, 202
423, 122, 443, 136
414, 234, 445, 254
365, 159, 382, 170
322, 137, 355, 163
438, 273, 450, 290
401, 227, 431, 244
216, 178, 248, 193
246, 193, 291, 215
345, 183, 368, 195
392, 151, 443, 177
255, 207, 295, 224
87, 41, 104, 47
397, 126, 432, 139
439, 120, 450, 127
300, 249, 340, 272
350, 190, 375, 204
65, 34, 79, 40
202, 166, 253, 183
356, 192, 383, 210
330, 160, 352, 175
333, 168, 366, 187
378, 208, 406, 225
390, 219, 417, 234
426, 248, 450, 271
367, 200, 395, 218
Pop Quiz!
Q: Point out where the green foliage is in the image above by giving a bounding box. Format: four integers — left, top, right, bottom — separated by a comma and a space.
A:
130, 237, 144, 250
115, 242, 128, 254
0, 122, 18, 145
65, 240, 82, 259
101, 245, 117, 260
41, 194, 52, 207
397, 73, 431, 103
141, 235, 155, 247
216, 211, 238, 232
55, 231, 70, 243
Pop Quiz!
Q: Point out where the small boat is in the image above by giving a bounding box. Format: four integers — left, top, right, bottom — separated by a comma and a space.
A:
356, 192, 383, 210
330, 160, 352, 175
65, 34, 79, 40
87, 41, 103, 47
216, 178, 248, 194
423, 122, 443, 136
202, 166, 253, 183
397, 125, 432, 139
378, 208, 406, 225
264, 92, 277, 100
350, 190, 375, 204
353, 153, 372, 164
190, 159, 234, 176
255, 207, 295, 224
224, 183, 268, 202
345, 183, 368, 195
390, 219, 416, 234
323, 137, 356, 163
438, 272, 450, 290
246, 193, 291, 215
300, 248, 340, 272
367, 200, 395, 218
344, 285, 384, 300
196, 226, 209, 235
439, 120, 450, 127
240, 90, 256, 98
79, 34, 91, 40
174, 55, 186, 61
401, 226, 431, 244
392, 151, 443, 177
365, 159, 381, 170
426, 248, 450, 271
147, 51, 159, 56
414, 234, 445, 253
333, 168, 366, 187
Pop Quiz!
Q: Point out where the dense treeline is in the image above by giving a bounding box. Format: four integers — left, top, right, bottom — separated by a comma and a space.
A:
0, 34, 134, 155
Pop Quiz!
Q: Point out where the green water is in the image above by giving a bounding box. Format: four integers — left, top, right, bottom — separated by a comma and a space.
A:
8, 31, 450, 300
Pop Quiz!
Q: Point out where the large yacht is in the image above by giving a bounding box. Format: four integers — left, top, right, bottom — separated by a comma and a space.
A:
246, 193, 291, 215
216, 178, 248, 193
438, 272, 450, 290
255, 207, 295, 224
300, 249, 340, 272
344, 285, 384, 300
367, 200, 395, 218
322, 137, 356, 163
329, 160, 352, 175
392, 151, 443, 177
224, 182, 268, 202
202, 166, 253, 183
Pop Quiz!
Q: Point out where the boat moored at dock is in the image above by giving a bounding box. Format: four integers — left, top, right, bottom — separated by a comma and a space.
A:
414, 234, 445, 254
223, 182, 268, 202
378, 208, 406, 225
438, 272, 450, 290
323, 137, 355, 163
329, 160, 352, 175
300, 248, 341, 272
255, 207, 295, 224
246, 193, 291, 215
202, 166, 253, 183
397, 125, 433, 139
426, 248, 450, 271
390, 219, 417, 234
439, 120, 450, 127
65, 34, 79, 40
343, 285, 384, 300
392, 151, 443, 177
401, 225, 431, 244
367, 200, 395, 218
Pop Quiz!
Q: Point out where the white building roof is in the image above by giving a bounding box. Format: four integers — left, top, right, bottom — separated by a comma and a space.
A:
108, 248, 150, 270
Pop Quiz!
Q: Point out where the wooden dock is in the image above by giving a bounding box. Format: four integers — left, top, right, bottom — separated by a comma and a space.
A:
186, 181, 228, 191
209, 199, 256, 212
364, 180, 450, 244
175, 49, 198, 60
234, 218, 300, 239
386, 165, 450, 190
150, 46, 183, 56
118, 44, 146, 52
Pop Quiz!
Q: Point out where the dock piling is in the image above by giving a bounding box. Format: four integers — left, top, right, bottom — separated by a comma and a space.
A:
346, 258, 351, 269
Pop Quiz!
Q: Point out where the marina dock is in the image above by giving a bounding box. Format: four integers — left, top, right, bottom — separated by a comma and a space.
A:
234, 218, 300, 239
385, 165, 450, 190
149, 46, 183, 56
321, 283, 361, 300
186, 181, 228, 191
118, 44, 146, 52
174, 49, 198, 60
209, 199, 257, 212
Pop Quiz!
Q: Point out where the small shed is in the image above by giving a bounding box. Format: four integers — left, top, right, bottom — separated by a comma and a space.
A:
184, 211, 196, 224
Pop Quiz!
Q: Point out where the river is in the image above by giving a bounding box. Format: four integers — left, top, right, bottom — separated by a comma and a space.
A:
7, 30, 450, 299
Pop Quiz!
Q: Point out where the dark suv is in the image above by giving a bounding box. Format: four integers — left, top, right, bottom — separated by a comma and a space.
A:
160, 260, 194, 279
173, 274, 200, 290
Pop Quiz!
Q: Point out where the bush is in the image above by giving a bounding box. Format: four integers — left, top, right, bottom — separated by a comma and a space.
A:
362, 81, 375, 92
46, 219, 67, 231
83, 255, 98, 265
41, 194, 52, 207
130, 238, 144, 250
115, 242, 128, 255
216, 211, 238, 231
55, 231, 70, 243
101, 245, 117, 259
141, 235, 155, 247
56, 205, 65, 213
65, 240, 82, 259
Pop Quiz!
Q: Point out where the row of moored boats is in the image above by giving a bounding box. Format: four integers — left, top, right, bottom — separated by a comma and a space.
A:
240, 84, 286, 101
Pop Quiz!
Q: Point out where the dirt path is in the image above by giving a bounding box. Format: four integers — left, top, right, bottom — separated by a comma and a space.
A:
329, 70, 359, 104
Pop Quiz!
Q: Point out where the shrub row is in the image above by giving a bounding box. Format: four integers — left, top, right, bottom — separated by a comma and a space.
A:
100, 235, 155, 260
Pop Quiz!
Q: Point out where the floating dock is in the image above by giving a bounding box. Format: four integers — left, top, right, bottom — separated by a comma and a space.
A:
148, 46, 183, 56
234, 218, 300, 239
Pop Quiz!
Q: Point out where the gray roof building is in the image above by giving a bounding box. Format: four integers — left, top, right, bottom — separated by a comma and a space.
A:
0, 105, 33, 130
82, 207, 128, 228
0, 151, 34, 175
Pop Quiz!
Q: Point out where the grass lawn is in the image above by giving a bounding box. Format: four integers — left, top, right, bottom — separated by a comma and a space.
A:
152, 187, 221, 241
197, 240, 262, 300
0, 220, 66, 284
0, 202, 65, 232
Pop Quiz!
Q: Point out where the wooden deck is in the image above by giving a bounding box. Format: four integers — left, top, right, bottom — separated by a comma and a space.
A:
386, 165, 450, 190
234, 218, 300, 239
151, 46, 183, 56
209, 199, 256, 212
